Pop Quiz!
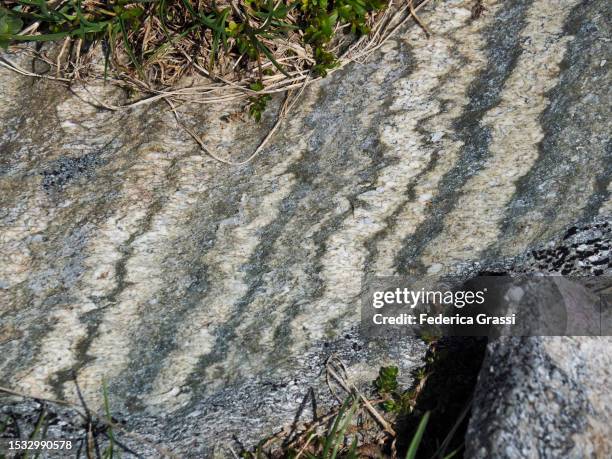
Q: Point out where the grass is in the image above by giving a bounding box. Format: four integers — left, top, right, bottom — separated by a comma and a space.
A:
0, 0, 431, 164
241, 393, 396, 459
241, 395, 456, 459
102, 379, 118, 459
0, 1, 432, 125
242, 338, 485, 459
0, 0, 388, 84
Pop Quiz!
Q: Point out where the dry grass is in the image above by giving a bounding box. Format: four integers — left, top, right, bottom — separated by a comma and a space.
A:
1, 0, 433, 105
0, 0, 433, 164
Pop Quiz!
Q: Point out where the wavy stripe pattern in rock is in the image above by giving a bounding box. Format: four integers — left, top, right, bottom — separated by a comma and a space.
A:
0, 0, 610, 453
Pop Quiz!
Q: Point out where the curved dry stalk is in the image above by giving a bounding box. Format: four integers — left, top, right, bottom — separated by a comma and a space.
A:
326, 355, 397, 437
166, 74, 309, 165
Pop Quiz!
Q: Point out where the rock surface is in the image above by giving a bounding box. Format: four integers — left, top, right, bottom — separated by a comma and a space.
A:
468, 336, 612, 459
466, 219, 612, 459
0, 0, 610, 456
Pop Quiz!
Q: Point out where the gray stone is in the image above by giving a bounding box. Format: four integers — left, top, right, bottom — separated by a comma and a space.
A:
466, 218, 612, 459
0, 0, 610, 456
467, 336, 612, 459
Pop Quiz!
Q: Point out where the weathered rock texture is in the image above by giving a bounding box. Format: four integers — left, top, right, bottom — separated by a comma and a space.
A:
0, 0, 610, 456
468, 336, 612, 459
466, 219, 612, 459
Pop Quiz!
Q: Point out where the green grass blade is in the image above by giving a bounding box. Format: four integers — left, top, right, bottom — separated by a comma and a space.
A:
249, 33, 290, 77
118, 16, 144, 78
405, 411, 430, 459
434, 397, 472, 458
322, 397, 351, 458
330, 398, 359, 459
102, 379, 115, 459
24, 409, 47, 459
179, 0, 199, 20
3, 31, 70, 42
346, 435, 358, 459
443, 445, 463, 459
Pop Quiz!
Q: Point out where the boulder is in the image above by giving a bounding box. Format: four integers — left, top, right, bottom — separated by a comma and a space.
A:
0, 0, 609, 455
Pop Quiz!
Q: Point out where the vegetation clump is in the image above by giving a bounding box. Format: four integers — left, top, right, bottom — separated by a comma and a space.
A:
0, 0, 430, 160
0, 0, 390, 84
0, 1, 431, 121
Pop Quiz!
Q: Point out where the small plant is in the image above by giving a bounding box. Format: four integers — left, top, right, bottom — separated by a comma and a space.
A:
375, 365, 407, 414
312, 46, 339, 77
248, 81, 272, 121
375, 365, 399, 394
319, 396, 360, 459
374, 365, 419, 414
